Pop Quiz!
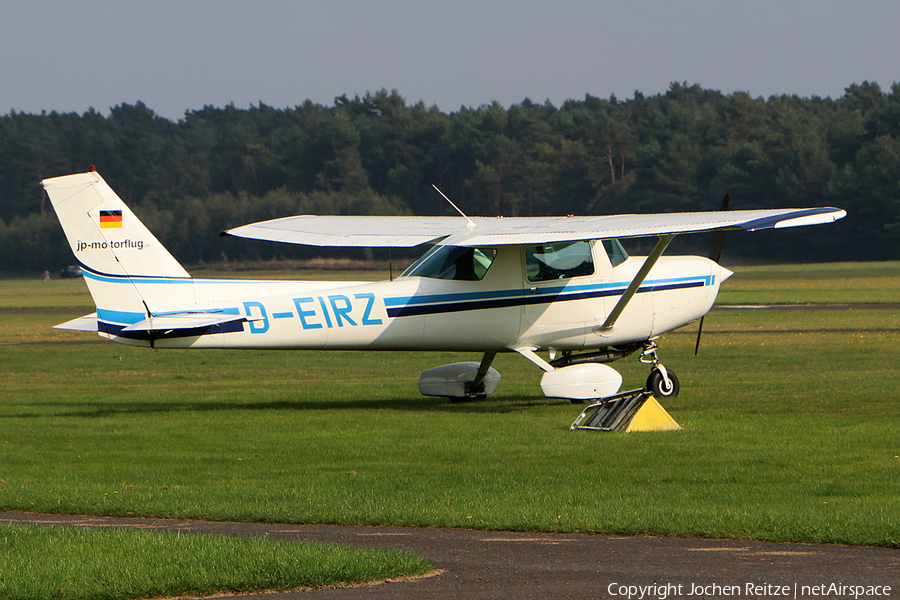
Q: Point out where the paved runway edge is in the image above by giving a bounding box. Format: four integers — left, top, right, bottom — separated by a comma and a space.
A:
2, 511, 899, 599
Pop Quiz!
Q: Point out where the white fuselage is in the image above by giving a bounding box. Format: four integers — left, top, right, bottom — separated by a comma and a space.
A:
98, 242, 730, 354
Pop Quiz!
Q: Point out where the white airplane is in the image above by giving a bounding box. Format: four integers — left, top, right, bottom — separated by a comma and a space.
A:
44, 170, 846, 403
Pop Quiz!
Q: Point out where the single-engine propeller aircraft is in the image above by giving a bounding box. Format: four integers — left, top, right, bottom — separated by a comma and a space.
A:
45, 170, 845, 404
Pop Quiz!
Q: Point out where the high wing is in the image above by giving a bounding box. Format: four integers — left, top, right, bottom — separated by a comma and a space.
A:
222, 208, 846, 248
223, 216, 464, 248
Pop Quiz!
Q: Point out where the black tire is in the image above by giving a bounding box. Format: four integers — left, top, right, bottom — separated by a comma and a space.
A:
646, 369, 680, 398
449, 394, 487, 404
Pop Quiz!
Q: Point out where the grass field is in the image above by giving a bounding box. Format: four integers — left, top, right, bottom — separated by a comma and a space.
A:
1, 263, 898, 553
0, 522, 432, 600
716, 261, 900, 305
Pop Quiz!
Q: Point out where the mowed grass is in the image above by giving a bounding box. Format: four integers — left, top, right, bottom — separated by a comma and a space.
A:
0, 262, 898, 551
717, 261, 900, 305
0, 523, 432, 600
0, 276, 94, 310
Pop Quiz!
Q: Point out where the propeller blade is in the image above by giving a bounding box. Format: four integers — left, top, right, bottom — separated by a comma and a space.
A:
694, 316, 706, 356
709, 193, 729, 263
695, 194, 730, 356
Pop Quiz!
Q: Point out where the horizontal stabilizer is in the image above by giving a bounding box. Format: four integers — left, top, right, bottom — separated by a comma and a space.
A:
121, 312, 260, 333
54, 313, 98, 332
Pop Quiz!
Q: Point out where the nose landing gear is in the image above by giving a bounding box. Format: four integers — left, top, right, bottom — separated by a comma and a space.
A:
640, 340, 680, 398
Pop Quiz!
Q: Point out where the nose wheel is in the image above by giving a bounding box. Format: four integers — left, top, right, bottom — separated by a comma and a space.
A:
646, 368, 680, 398
640, 341, 680, 398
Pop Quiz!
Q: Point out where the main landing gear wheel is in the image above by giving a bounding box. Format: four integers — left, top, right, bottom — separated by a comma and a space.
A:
449, 394, 487, 404
646, 369, 680, 398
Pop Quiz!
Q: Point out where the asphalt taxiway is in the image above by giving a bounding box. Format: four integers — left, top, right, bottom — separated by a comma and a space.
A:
2, 512, 898, 599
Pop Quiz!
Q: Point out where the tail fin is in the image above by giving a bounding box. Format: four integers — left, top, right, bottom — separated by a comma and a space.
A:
43, 171, 195, 322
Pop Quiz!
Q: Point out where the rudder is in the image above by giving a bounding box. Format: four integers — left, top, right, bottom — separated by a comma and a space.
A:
43, 170, 195, 321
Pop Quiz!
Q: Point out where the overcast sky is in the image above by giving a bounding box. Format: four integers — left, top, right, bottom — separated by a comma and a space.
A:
2, 1, 898, 121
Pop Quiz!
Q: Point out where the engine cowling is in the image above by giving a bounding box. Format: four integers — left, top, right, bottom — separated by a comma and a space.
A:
540, 363, 622, 400
418, 362, 501, 398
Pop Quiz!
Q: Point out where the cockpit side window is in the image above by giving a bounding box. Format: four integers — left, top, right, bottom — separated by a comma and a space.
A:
602, 239, 629, 267
401, 246, 496, 281
525, 240, 594, 282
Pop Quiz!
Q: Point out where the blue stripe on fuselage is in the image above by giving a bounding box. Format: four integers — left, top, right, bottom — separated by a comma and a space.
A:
96, 308, 145, 325
77, 259, 193, 285
385, 276, 712, 319
98, 320, 244, 340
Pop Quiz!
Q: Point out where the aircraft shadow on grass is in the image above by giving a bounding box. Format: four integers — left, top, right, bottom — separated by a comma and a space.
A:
4, 395, 556, 420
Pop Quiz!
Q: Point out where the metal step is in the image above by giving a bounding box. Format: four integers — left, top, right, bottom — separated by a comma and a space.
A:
570, 389, 658, 432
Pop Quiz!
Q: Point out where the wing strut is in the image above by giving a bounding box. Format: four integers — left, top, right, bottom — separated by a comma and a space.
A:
511, 346, 555, 372
597, 234, 676, 332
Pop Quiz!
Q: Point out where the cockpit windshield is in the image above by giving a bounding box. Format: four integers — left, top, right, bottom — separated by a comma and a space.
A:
401, 246, 496, 281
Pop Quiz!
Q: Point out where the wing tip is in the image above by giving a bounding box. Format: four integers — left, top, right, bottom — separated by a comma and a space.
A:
742, 207, 847, 232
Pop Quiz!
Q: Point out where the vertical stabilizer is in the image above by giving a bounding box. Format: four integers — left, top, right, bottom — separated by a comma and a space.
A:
43, 171, 195, 323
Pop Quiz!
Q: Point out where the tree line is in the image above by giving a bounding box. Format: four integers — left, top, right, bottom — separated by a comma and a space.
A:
1, 82, 898, 272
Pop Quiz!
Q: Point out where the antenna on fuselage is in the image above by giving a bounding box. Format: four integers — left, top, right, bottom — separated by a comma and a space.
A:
432, 185, 475, 230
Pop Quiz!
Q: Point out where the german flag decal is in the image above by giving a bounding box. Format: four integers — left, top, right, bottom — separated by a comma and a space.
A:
99, 210, 123, 228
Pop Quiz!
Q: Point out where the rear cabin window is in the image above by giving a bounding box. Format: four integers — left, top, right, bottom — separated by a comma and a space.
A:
602, 239, 629, 267
402, 245, 496, 281
525, 241, 594, 282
